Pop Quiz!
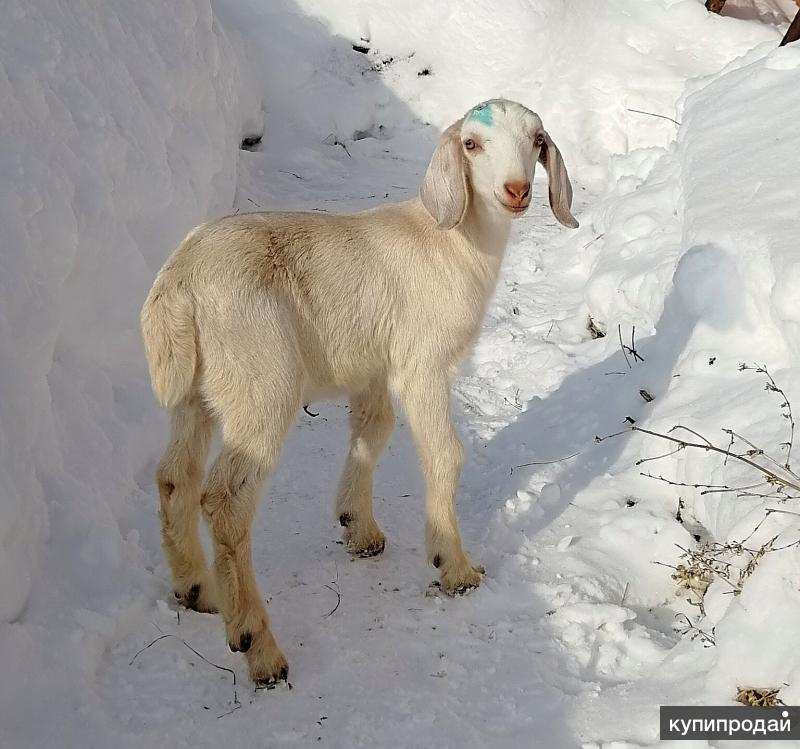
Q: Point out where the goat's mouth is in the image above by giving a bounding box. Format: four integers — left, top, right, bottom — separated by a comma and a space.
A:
496, 198, 530, 216
494, 193, 531, 217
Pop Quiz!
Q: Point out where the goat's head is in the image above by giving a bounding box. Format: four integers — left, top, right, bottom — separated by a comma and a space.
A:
420, 99, 579, 230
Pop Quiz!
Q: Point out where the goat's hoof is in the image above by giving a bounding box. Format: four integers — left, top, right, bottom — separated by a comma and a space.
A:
439, 562, 485, 595
174, 582, 218, 613
249, 642, 289, 689
254, 664, 289, 690
343, 521, 386, 558
449, 583, 480, 596
354, 537, 386, 558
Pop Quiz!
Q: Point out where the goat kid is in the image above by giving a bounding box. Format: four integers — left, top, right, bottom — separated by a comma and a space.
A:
141, 99, 578, 686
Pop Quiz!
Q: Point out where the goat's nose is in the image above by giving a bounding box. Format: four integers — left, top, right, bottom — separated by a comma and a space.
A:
503, 181, 531, 202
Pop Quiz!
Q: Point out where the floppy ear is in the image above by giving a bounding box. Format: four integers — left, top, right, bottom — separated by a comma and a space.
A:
539, 132, 579, 228
420, 120, 469, 230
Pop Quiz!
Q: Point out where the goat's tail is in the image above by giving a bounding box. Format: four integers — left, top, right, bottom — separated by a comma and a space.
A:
141, 270, 197, 409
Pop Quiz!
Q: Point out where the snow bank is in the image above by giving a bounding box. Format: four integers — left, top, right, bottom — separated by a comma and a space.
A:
669, 43, 800, 704
553, 37, 800, 724
0, 0, 258, 741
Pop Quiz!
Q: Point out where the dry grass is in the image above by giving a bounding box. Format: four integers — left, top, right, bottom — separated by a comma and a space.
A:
736, 686, 783, 707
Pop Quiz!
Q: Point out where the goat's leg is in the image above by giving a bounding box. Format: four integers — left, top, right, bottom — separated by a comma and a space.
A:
397, 375, 483, 593
335, 381, 394, 557
201, 390, 299, 685
157, 393, 217, 612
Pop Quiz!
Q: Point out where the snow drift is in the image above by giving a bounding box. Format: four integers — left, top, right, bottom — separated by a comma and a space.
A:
0, 0, 259, 742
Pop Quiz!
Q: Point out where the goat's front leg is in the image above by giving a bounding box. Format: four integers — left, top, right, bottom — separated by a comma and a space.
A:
396, 374, 483, 593
335, 381, 395, 557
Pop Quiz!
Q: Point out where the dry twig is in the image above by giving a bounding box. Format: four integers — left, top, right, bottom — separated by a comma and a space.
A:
617, 325, 644, 369
740, 363, 795, 471
595, 423, 800, 495
129, 632, 241, 718
626, 108, 681, 127
512, 451, 581, 473
675, 613, 715, 646
323, 562, 341, 617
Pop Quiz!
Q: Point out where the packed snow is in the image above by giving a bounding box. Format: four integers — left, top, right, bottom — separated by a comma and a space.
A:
2, 0, 799, 747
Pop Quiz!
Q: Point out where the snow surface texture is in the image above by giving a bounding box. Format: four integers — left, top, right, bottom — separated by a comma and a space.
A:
1, 0, 799, 747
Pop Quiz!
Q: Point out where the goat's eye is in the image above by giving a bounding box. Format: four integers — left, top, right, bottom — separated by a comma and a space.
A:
534, 133, 545, 147
463, 138, 476, 151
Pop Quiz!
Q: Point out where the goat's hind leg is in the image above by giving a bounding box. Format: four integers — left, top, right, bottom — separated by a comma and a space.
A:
157, 392, 218, 613
201, 383, 299, 685
335, 381, 394, 557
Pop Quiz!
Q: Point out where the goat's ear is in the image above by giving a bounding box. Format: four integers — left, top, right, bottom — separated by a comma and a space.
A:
420, 120, 469, 230
539, 132, 579, 229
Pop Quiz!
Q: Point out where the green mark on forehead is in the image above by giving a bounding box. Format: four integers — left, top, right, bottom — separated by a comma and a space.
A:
468, 103, 493, 126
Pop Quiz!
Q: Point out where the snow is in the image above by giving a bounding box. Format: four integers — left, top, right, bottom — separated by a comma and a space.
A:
2, 0, 799, 747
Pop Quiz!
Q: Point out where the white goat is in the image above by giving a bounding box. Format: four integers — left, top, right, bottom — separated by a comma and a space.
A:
141, 98, 578, 686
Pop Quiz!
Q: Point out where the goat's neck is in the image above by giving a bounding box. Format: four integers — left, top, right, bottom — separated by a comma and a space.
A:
457, 200, 513, 263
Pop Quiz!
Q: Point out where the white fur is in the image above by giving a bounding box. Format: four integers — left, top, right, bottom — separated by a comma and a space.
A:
140, 98, 578, 684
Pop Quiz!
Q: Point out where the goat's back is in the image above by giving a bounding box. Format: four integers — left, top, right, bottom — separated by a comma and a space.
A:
150, 203, 495, 399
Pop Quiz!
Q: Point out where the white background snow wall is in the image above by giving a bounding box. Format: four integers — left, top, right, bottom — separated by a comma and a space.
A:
0, 0, 259, 736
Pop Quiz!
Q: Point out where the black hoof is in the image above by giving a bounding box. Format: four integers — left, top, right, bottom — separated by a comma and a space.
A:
339, 513, 352, 527
432, 554, 441, 568
255, 665, 289, 690
355, 538, 385, 558
449, 579, 482, 596
452, 585, 477, 596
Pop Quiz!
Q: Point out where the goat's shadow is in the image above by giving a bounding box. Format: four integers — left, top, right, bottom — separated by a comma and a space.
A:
460, 242, 742, 551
